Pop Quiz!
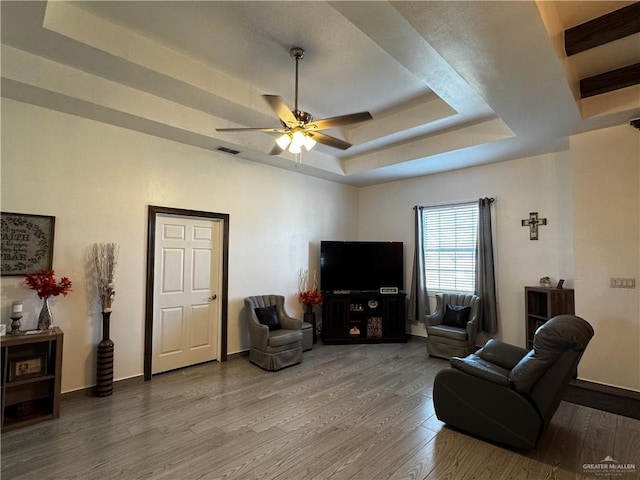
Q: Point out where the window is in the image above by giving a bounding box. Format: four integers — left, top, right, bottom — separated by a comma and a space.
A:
422, 202, 478, 293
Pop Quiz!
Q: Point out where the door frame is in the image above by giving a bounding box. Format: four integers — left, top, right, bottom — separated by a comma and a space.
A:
144, 205, 229, 381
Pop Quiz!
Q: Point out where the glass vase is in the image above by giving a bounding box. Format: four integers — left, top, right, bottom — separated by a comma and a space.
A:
38, 298, 53, 330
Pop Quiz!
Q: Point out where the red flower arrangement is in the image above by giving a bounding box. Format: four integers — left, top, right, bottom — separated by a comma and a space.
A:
298, 269, 323, 307
25, 270, 72, 299
298, 289, 323, 306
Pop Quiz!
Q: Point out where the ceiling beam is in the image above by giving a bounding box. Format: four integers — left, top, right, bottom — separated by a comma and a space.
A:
564, 2, 640, 56
580, 63, 640, 98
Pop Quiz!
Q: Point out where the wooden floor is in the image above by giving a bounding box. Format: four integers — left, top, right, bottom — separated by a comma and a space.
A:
2, 339, 639, 480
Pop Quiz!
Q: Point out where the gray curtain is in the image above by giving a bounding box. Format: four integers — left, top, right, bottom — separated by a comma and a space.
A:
409, 206, 429, 322
475, 197, 498, 333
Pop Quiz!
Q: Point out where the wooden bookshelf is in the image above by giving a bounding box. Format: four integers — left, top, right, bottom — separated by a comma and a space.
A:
1, 327, 63, 432
525, 287, 574, 349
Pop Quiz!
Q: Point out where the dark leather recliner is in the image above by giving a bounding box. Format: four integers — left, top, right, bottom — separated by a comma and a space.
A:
433, 315, 594, 449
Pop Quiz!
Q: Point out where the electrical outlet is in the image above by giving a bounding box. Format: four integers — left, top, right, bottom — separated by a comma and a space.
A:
610, 277, 636, 288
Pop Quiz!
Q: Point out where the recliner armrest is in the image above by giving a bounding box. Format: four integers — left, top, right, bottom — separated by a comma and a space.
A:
477, 339, 529, 370
450, 354, 511, 386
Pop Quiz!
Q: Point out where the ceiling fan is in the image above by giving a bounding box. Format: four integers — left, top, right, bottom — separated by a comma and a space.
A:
216, 47, 373, 156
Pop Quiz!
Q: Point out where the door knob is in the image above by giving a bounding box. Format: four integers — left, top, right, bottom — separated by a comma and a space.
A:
207, 294, 217, 302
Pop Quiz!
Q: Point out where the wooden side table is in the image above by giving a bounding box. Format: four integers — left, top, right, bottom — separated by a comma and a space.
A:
525, 287, 574, 349
1, 327, 63, 432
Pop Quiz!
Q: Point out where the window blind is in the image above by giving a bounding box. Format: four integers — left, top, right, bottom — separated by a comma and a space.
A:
422, 202, 478, 293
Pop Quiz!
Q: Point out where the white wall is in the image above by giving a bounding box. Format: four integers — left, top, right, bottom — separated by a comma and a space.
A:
571, 125, 639, 391
358, 152, 575, 348
1, 98, 358, 392
3, 98, 637, 393
360, 127, 640, 392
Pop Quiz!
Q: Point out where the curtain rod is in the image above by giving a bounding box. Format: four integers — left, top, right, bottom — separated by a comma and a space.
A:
414, 197, 495, 210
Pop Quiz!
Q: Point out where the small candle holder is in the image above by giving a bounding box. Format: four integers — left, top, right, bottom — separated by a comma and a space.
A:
10, 301, 24, 334
9, 314, 23, 334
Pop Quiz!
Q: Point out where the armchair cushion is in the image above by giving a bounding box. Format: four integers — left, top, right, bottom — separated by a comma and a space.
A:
450, 354, 511, 386
509, 350, 552, 394
254, 305, 282, 331
426, 324, 468, 341
268, 329, 303, 348
443, 304, 471, 328
477, 339, 529, 370
509, 315, 595, 395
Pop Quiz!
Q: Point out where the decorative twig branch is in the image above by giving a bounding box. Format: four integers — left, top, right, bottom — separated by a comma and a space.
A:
298, 268, 322, 306
298, 268, 308, 293
92, 243, 119, 313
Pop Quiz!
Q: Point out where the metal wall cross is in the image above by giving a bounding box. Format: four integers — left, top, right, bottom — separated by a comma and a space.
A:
521, 212, 547, 240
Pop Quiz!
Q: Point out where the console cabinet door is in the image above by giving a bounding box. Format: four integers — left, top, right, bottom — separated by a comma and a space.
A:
322, 293, 407, 343
383, 296, 406, 339
322, 296, 349, 342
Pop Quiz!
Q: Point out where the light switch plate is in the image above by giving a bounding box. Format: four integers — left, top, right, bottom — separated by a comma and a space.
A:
610, 277, 636, 288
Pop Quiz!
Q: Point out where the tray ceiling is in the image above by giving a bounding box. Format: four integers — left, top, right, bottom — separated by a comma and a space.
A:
2, 1, 638, 186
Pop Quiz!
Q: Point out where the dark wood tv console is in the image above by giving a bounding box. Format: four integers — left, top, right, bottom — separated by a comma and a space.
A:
321, 292, 407, 344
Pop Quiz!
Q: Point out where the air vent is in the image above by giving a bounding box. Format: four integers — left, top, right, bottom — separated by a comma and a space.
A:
216, 146, 240, 155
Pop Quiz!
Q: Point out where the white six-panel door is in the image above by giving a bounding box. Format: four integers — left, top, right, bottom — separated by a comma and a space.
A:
152, 214, 221, 374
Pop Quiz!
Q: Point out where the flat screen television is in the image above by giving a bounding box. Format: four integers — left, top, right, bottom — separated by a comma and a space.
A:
320, 241, 404, 293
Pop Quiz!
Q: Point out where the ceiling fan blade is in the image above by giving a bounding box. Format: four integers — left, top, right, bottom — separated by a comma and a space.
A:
309, 132, 352, 150
268, 145, 283, 156
309, 112, 373, 131
215, 127, 286, 133
262, 95, 298, 125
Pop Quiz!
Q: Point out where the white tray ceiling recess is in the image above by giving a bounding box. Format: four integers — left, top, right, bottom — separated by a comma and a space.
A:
2, 1, 638, 186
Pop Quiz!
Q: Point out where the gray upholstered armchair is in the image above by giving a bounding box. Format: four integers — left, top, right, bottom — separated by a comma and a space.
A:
433, 315, 594, 449
244, 295, 303, 371
425, 293, 480, 359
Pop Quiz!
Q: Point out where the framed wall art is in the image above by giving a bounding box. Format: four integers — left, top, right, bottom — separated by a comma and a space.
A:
8, 353, 48, 382
1, 212, 55, 276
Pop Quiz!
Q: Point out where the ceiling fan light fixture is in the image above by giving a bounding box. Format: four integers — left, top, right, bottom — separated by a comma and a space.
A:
276, 133, 292, 150
290, 130, 306, 148
303, 135, 317, 151
216, 46, 371, 159
288, 142, 302, 154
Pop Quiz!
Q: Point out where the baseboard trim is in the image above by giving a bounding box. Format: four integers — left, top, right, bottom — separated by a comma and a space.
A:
227, 350, 249, 360
564, 379, 640, 419
62, 375, 144, 398
61, 355, 251, 398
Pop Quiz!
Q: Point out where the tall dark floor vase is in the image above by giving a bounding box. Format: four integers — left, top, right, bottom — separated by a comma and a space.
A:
95, 311, 114, 397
